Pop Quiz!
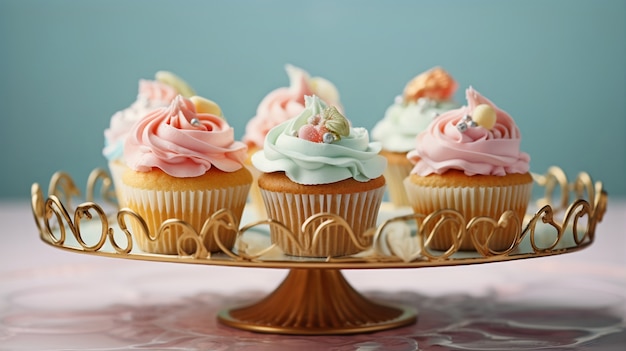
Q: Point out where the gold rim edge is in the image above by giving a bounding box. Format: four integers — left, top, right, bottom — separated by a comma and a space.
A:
30, 166, 608, 270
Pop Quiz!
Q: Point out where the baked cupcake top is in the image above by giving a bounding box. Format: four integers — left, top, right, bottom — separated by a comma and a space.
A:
124, 95, 247, 178
372, 67, 459, 152
251, 95, 386, 185
103, 71, 195, 162
243, 64, 342, 149
407, 87, 530, 177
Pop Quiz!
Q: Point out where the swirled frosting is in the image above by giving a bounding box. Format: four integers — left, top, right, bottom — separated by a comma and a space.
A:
372, 97, 459, 152
243, 64, 342, 148
251, 95, 386, 185
103, 80, 179, 161
124, 95, 247, 177
372, 67, 459, 152
407, 87, 530, 176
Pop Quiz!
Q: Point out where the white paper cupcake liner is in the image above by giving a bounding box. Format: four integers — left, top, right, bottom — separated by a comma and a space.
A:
260, 186, 385, 257
383, 159, 413, 208
121, 183, 250, 254
246, 165, 267, 219
403, 178, 533, 251
107, 160, 128, 207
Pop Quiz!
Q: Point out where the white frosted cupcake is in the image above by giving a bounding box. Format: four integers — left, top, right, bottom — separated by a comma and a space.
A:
243, 64, 342, 219
103, 71, 195, 206
404, 87, 533, 251
252, 95, 386, 257
121, 95, 251, 255
372, 67, 459, 207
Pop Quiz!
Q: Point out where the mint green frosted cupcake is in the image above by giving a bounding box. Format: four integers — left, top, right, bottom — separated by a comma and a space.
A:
252, 96, 387, 257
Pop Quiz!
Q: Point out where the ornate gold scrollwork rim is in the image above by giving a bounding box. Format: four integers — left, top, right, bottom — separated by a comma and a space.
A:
30, 166, 607, 269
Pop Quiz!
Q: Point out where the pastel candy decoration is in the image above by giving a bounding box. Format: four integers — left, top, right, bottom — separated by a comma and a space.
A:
190, 95, 222, 117
297, 104, 350, 144
155, 70, 196, 98
456, 103, 498, 132
472, 104, 497, 130
403, 67, 457, 102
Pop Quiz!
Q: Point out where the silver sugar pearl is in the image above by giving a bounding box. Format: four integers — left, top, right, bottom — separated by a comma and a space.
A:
190, 118, 201, 126
417, 97, 434, 108
322, 132, 335, 144
457, 122, 468, 133
468, 120, 478, 128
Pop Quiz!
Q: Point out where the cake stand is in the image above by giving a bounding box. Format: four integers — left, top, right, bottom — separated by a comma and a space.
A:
30, 166, 607, 335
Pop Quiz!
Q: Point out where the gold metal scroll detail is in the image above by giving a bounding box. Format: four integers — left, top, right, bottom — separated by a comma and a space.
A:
29, 166, 607, 335
31, 166, 607, 268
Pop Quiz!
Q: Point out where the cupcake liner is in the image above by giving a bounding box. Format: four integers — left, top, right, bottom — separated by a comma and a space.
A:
121, 183, 250, 254
403, 178, 533, 251
260, 186, 385, 257
246, 164, 267, 220
107, 160, 128, 207
383, 158, 413, 208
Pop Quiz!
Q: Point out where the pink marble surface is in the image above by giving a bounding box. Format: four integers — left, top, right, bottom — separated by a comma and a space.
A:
1, 199, 625, 350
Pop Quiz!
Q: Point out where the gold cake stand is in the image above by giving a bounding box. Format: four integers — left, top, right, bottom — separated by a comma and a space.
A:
30, 166, 607, 335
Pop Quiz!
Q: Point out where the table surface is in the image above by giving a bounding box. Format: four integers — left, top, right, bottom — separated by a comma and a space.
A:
1, 198, 625, 350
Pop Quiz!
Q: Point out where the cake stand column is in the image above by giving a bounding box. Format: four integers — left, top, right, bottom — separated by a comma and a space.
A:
218, 268, 417, 335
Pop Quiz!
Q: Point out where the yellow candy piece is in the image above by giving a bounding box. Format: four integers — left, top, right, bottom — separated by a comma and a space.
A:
155, 70, 196, 98
190, 96, 222, 117
472, 104, 496, 129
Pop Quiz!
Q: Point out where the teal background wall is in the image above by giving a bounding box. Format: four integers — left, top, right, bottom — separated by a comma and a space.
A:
1, 0, 624, 199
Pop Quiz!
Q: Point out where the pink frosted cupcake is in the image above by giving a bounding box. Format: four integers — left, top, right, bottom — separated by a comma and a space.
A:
121, 95, 251, 255
243, 64, 342, 218
404, 87, 533, 251
103, 71, 195, 206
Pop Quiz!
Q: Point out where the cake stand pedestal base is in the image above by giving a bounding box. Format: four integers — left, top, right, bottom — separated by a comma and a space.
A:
218, 268, 417, 335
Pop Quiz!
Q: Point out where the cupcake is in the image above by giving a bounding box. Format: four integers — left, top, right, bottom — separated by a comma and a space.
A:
372, 67, 459, 207
103, 71, 195, 206
404, 87, 532, 251
243, 64, 342, 218
121, 95, 252, 255
252, 95, 386, 257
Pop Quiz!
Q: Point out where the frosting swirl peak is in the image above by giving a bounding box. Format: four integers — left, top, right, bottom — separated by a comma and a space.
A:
407, 87, 530, 176
252, 96, 386, 184
372, 67, 459, 152
372, 96, 459, 152
103, 79, 179, 162
243, 64, 342, 148
103, 71, 195, 162
124, 95, 247, 177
